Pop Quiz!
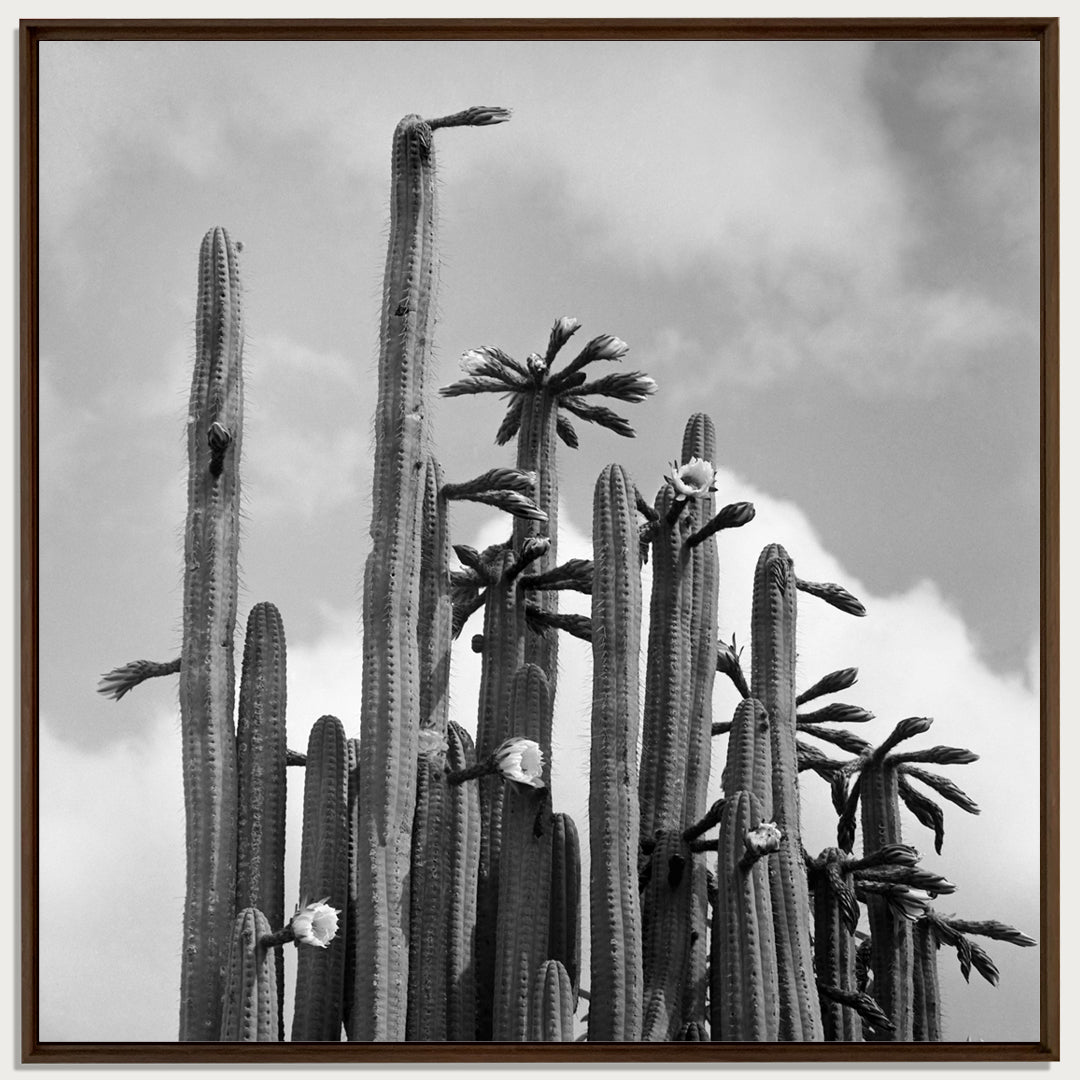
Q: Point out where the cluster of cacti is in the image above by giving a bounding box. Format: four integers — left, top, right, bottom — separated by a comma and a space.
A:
99, 106, 1034, 1045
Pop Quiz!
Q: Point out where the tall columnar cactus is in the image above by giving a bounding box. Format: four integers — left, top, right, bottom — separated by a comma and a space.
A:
588, 463, 644, 1040
235, 601, 288, 1038
750, 544, 823, 1040
178, 225, 244, 1041
637, 416, 753, 1036
220, 908, 278, 1042
493, 664, 553, 1041
352, 106, 510, 1042
293, 715, 349, 1042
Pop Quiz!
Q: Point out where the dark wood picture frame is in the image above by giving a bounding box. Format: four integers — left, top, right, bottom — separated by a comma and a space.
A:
19, 16, 1059, 1064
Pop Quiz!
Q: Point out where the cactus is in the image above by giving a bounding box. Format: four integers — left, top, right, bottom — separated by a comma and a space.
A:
220, 908, 278, 1042
235, 601, 288, 1039
292, 715, 349, 1041
351, 106, 510, 1043
711, 789, 780, 1041
588, 464, 644, 1039
492, 665, 553, 1041
749, 544, 823, 1041
176, 226, 244, 1041
530, 960, 575, 1042
100, 109, 1032, 1048
548, 813, 582, 1007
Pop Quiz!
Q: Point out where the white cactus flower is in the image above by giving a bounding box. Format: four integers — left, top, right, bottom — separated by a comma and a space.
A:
492, 737, 545, 789
291, 898, 341, 948
667, 457, 717, 501
744, 821, 783, 859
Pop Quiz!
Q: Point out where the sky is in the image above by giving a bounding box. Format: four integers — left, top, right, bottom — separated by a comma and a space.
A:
32, 32, 1044, 1047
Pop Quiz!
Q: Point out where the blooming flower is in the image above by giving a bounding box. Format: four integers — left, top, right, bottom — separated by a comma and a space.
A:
744, 821, 783, 859
667, 457, 717, 501
492, 737, 545, 788
417, 728, 450, 759
291, 898, 341, 948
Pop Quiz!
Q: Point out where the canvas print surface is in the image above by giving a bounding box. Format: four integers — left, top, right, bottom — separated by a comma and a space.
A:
35, 37, 1041, 1045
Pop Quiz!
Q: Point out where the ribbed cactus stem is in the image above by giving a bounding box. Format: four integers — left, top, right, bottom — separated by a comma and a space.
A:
588, 463, 644, 1040
912, 917, 942, 1041
492, 664, 552, 1041
530, 960, 575, 1042
711, 790, 780, 1041
292, 715, 349, 1041
220, 908, 278, 1041
811, 850, 862, 1041
406, 456, 456, 1039
680, 413, 719, 823
445, 722, 481, 1041
548, 813, 582, 1007
639, 483, 693, 839
418, 457, 452, 734
474, 548, 526, 1039
640, 831, 697, 1040
751, 543, 823, 1040
514, 386, 560, 688
353, 108, 508, 1041
178, 226, 243, 1041
235, 601, 287, 1040
860, 758, 914, 1041
721, 698, 772, 812
407, 736, 452, 1041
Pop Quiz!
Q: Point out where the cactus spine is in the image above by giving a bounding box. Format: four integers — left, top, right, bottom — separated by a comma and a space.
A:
220, 908, 278, 1042
178, 226, 243, 1041
588, 463, 644, 1040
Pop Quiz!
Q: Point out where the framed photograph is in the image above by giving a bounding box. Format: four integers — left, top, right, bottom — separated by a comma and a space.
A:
20, 17, 1058, 1064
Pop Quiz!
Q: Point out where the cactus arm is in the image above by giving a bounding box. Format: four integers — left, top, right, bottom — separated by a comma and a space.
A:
492, 664, 553, 1041
711, 790, 780, 1041
588, 463, 644, 1040
292, 715, 349, 1041
530, 960, 575, 1042
220, 908, 278, 1042
97, 657, 180, 699
548, 812, 582, 1007
418, 457, 452, 735
235, 601, 287, 1039
750, 543, 823, 1040
178, 226, 243, 1041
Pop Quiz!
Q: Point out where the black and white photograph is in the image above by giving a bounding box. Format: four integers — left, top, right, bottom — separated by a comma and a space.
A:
24, 19, 1054, 1059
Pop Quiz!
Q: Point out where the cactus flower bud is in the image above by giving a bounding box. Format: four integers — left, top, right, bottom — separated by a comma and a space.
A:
666, 457, 717, 501
589, 334, 630, 362
493, 737, 545, 789
291, 898, 340, 948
